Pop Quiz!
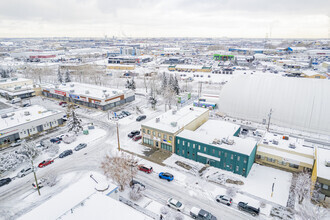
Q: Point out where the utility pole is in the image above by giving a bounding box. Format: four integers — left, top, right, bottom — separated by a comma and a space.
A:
116, 121, 120, 151
267, 108, 273, 132
31, 159, 41, 196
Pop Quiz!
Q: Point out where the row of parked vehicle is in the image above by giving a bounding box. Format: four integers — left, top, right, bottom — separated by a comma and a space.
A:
0, 141, 88, 188
127, 130, 142, 141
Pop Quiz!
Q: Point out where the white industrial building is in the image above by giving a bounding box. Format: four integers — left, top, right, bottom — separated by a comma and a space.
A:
0, 77, 35, 100
218, 75, 330, 136
41, 82, 135, 111
0, 105, 63, 145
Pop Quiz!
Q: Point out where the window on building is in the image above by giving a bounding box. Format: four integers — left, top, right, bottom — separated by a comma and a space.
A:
244, 158, 247, 163
198, 145, 201, 150
187, 142, 190, 147
187, 151, 190, 156
237, 156, 240, 161
289, 163, 299, 169
152, 131, 156, 136
231, 155, 233, 160
147, 130, 150, 134
24, 131, 26, 134
193, 144, 195, 149
322, 184, 329, 190
204, 147, 206, 152
142, 129, 145, 133
158, 133, 161, 138
230, 164, 233, 170
219, 151, 221, 156
182, 150, 184, 155
156, 142, 159, 147
192, 153, 195, 157
224, 162, 226, 167
169, 136, 173, 141
164, 134, 167, 139
177, 139, 180, 144
236, 166, 239, 172
212, 149, 215, 154
224, 153, 227, 157
260, 155, 265, 160
267, 157, 275, 163
183, 141, 185, 146
242, 168, 246, 175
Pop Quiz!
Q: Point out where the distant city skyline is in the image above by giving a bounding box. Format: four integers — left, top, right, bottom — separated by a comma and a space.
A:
0, 0, 329, 38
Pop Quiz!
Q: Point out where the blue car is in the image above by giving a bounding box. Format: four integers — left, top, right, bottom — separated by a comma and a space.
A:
159, 172, 174, 182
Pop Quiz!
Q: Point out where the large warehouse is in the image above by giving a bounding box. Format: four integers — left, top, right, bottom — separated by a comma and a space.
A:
218, 75, 330, 136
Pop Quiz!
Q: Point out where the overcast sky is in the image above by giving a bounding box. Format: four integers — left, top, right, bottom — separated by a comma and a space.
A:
0, 0, 329, 38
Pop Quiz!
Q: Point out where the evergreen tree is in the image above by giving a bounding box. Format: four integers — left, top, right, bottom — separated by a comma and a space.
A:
57, 68, 63, 83
161, 72, 168, 93
173, 76, 180, 95
64, 70, 71, 83
125, 79, 130, 89
67, 110, 83, 135
130, 78, 136, 90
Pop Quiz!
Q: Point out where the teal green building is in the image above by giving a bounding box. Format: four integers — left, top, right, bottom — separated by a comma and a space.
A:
175, 120, 257, 177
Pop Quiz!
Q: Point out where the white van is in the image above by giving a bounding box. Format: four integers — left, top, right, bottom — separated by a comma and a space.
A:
11, 97, 21, 104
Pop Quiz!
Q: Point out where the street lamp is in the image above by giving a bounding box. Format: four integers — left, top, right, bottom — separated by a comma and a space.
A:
271, 177, 276, 197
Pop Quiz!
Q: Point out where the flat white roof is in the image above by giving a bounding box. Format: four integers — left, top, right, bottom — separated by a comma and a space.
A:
259, 132, 314, 157
0, 78, 32, 85
0, 105, 62, 131
142, 105, 209, 134
258, 146, 314, 166
316, 148, 330, 180
42, 82, 130, 101
177, 120, 256, 156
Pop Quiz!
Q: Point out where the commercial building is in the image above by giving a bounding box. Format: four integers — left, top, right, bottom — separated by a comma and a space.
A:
107, 64, 135, 71
141, 106, 209, 153
168, 65, 212, 72
312, 148, 330, 204
0, 105, 63, 145
108, 56, 152, 64
255, 132, 314, 172
176, 120, 257, 177
0, 77, 35, 100
41, 82, 135, 111
213, 54, 234, 61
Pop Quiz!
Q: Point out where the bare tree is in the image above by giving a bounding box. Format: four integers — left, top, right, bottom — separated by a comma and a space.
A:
226, 186, 237, 198
129, 184, 144, 201
294, 172, 312, 204
101, 152, 139, 191
296, 200, 330, 220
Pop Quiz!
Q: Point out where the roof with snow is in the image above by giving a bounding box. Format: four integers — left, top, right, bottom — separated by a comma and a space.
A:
316, 148, 330, 180
142, 105, 209, 134
177, 120, 256, 156
0, 105, 62, 131
218, 75, 330, 136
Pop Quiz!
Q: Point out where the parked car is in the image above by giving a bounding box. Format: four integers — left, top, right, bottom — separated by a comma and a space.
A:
50, 137, 61, 144
10, 141, 21, 148
129, 180, 146, 189
138, 165, 153, 174
32, 178, 46, 189
159, 172, 174, 182
133, 135, 142, 141
122, 111, 131, 116
11, 98, 21, 104
74, 143, 87, 151
59, 101, 67, 106
0, 178, 12, 187
17, 167, 33, 178
238, 202, 260, 216
38, 159, 54, 168
167, 198, 184, 212
22, 103, 31, 107
128, 130, 140, 138
136, 115, 146, 121
189, 207, 217, 220
59, 149, 73, 158
215, 195, 232, 206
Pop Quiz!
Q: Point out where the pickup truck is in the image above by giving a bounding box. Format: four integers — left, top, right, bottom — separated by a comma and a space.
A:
238, 202, 260, 216
190, 207, 217, 220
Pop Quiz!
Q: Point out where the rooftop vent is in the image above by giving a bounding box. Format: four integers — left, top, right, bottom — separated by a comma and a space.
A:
156, 117, 160, 123
172, 110, 177, 115
189, 107, 194, 111
11, 78, 18, 81
70, 90, 75, 93
222, 137, 235, 145
112, 91, 117, 94
55, 85, 59, 89
24, 111, 30, 116
273, 140, 279, 145
325, 161, 330, 167
212, 138, 221, 145
170, 121, 177, 127
70, 84, 74, 87
103, 90, 107, 93
85, 90, 89, 94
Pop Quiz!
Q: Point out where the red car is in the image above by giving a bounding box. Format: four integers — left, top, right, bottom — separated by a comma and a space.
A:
59, 101, 67, 106
133, 135, 142, 141
38, 159, 54, 168
138, 165, 153, 174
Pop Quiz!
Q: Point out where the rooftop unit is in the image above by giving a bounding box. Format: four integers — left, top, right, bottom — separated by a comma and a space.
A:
170, 121, 177, 127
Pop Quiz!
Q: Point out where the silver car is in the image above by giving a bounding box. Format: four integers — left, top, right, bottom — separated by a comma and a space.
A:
17, 167, 33, 178
74, 143, 87, 151
215, 195, 233, 206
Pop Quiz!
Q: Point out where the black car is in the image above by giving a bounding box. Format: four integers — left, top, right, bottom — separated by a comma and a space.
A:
238, 202, 260, 216
129, 180, 146, 189
136, 115, 146, 122
122, 111, 131, 116
50, 137, 61, 144
59, 149, 73, 158
0, 178, 11, 187
128, 130, 140, 138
